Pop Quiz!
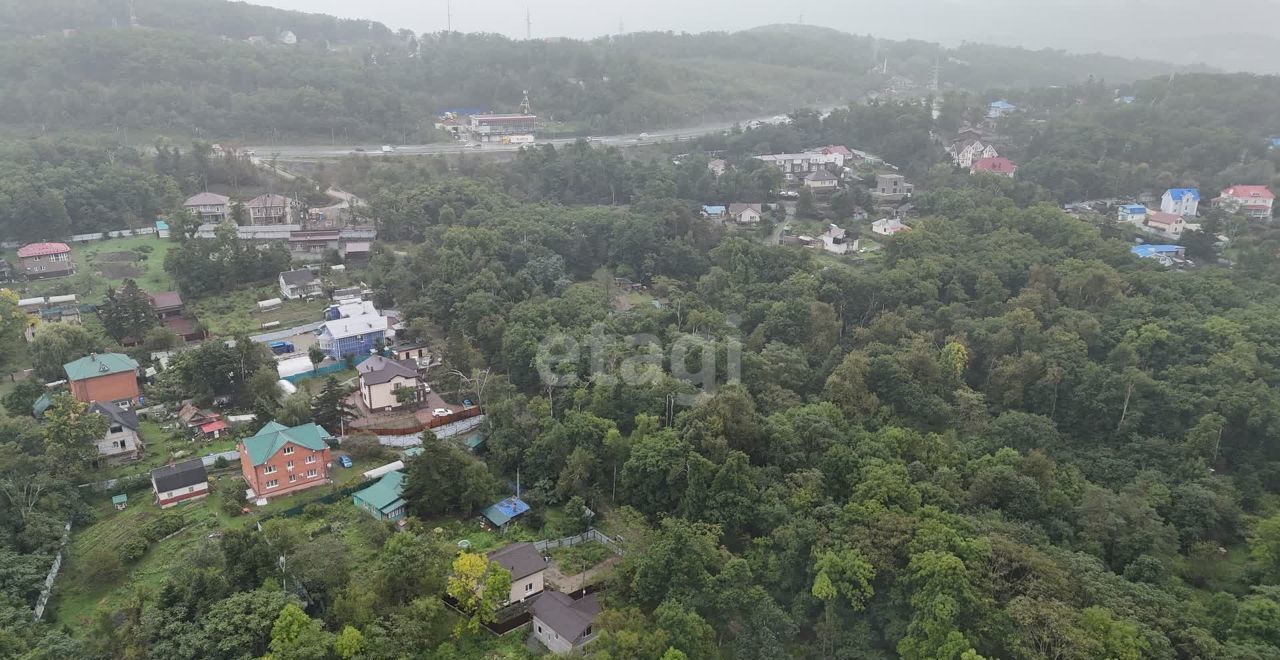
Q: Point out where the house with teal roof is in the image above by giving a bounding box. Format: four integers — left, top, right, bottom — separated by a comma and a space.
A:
238, 421, 333, 502
352, 471, 408, 521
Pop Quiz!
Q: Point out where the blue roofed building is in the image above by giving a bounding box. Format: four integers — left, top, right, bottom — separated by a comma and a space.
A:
701, 205, 726, 219
1270, 137, 1280, 149
988, 100, 1017, 118
1131, 244, 1185, 266
482, 496, 530, 530
316, 314, 388, 360
1161, 188, 1200, 217
352, 471, 408, 521
1118, 204, 1148, 223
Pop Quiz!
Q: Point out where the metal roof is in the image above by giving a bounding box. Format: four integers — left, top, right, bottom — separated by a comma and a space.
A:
242, 422, 331, 466
482, 496, 529, 527
63, 353, 138, 382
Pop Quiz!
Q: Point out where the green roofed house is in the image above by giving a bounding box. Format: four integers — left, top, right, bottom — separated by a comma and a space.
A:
238, 421, 333, 502
64, 352, 141, 407
352, 471, 408, 521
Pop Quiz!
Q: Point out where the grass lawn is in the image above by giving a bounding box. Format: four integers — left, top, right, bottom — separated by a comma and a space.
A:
548, 541, 613, 575
90, 421, 240, 482
4, 235, 175, 303
296, 368, 358, 396
52, 495, 239, 631
189, 286, 329, 336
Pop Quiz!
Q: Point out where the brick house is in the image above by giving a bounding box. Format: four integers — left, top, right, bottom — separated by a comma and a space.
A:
64, 353, 140, 407
239, 421, 332, 502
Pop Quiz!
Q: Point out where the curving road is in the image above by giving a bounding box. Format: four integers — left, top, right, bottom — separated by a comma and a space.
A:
246, 111, 817, 161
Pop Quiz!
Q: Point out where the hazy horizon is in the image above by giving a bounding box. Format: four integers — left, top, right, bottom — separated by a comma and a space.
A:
255, 0, 1280, 71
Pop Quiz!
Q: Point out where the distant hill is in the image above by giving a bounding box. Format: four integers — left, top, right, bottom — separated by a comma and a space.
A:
0, 2, 1209, 142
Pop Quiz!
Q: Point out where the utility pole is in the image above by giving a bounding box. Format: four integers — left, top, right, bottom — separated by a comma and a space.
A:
127, 0, 139, 28
446, 0, 452, 32
526, 8, 532, 40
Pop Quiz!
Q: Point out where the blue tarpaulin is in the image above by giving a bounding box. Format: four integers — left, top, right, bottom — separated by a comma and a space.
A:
481, 497, 529, 527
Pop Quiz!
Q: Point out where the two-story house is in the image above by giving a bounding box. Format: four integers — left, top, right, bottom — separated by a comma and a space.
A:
488, 542, 547, 605
530, 592, 602, 654
239, 421, 332, 502
247, 193, 292, 225
316, 314, 388, 360
754, 153, 826, 181
1145, 211, 1187, 238
64, 353, 140, 407
279, 269, 323, 300
89, 401, 143, 465
17, 243, 75, 279
183, 192, 231, 223
822, 224, 855, 255
1217, 185, 1275, 220
874, 174, 914, 201
804, 169, 839, 192
1118, 204, 1148, 223
1161, 188, 1200, 217
356, 355, 420, 411
948, 138, 999, 169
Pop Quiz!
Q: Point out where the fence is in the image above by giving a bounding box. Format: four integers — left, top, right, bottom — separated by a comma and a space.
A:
32, 522, 71, 621
69, 227, 157, 243
356, 407, 484, 437
282, 353, 372, 384
534, 528, 625, 556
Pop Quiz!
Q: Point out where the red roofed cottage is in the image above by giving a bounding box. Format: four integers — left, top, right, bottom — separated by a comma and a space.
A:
17, 242, 74, 279
1218, 185, 1275, 220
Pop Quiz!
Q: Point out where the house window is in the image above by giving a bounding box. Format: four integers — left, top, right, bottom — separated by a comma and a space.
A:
187, 486, 195, 493
110, 425, 122, 433
286, 460, 294, 469
289, 475, 297, 483
305, 455, 316, 464
283, 446, 294, 455
525, 583, 533, 592
264, 466, 277, 474
307, 469, 317, 477
537, 625, 542, 634
266, 479, 278, 488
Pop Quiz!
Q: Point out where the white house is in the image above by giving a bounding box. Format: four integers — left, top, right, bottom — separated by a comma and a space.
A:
487, 543, 546, 605
151, 459, 209, 508
1217, 185, 1275, 220
728, 203, 763, 224
183, 192, 231, 223
1118, 204, 1148, 223
531, 592, 602, 654
1161, 189, 1200, 217
804, 169, 839, 192
948, 138, 999, 169
755, 153, 826, 180
356, 355, 420, 411
279, 269, 322, 300
821, 224, 855, 255
872, 218, 910, 236
89, 401, 143, 465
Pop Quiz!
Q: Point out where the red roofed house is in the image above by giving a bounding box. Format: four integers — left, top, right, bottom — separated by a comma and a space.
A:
971, 157, 1018, 177
1218, 185, 1275, 220
17, 243, 74, 279
1145, 211, 1187, 238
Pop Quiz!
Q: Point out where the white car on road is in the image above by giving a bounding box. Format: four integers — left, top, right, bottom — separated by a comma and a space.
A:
432, 408, 451, 417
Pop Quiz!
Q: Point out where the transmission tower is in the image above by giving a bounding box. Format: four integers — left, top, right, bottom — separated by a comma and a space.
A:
526, 8, 532, 40
519, 90, 532, 115
127, 0, 139, 27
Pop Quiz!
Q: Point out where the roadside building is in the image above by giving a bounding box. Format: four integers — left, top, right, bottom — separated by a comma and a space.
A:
316, 314, 388, 360
1217, 185, 1275, 220
247, 194, 292, 225
183, 192, 231, 223
356, 355, 421, 411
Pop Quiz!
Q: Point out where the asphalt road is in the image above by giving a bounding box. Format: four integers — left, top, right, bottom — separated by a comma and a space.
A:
247, 110, 816, 161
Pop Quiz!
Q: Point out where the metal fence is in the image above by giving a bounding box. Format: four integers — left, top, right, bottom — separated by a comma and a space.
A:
533, 528, 624, 556
69, 227, 157, 242
32, 522, 71, 621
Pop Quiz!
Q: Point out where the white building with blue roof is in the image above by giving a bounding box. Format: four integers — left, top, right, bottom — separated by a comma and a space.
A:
1118, 204, 1148, 223
1161, 188, 1200, 217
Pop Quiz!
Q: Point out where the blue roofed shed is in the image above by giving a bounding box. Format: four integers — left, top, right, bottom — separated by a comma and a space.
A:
482, 497, 530, 528
1131, 244, 1184, 259
701, 205, 726, 218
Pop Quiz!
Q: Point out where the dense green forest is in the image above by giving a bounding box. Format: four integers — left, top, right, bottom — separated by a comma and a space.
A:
0, 0, 1195, 141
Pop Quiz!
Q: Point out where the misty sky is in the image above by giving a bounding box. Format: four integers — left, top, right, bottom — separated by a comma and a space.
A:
256, 0, 1280, 48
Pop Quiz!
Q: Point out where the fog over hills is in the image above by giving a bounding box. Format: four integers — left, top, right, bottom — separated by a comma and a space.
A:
256, 0, 1280, 73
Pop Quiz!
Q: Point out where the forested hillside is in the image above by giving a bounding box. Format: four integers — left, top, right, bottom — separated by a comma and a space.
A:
0, 0, 1193, 141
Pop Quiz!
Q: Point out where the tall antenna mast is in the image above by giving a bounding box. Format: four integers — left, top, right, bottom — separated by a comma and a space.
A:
618, 18, 624, 35
446, 0, 452, 32
128, 0, 139, 28
526, 7, 532, 40
930, 57, 941, 92
519, 90, 532, 115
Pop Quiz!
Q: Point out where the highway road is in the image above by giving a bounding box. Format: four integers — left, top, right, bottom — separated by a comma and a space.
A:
247, 111, 812, 161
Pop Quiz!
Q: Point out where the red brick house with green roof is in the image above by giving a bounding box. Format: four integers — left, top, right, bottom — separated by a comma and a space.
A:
64, 353, 140, 407
238, 421, 332, 502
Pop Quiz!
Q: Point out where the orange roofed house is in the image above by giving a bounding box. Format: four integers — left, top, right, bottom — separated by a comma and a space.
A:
64, 353, 140, 408
239, 421, 333, 502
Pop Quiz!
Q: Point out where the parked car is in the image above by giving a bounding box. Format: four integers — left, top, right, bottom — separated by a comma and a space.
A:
338, 455, 353, 468
432, 408, 451, 418
268, 341, 295, 355
463, 399, 474, 407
